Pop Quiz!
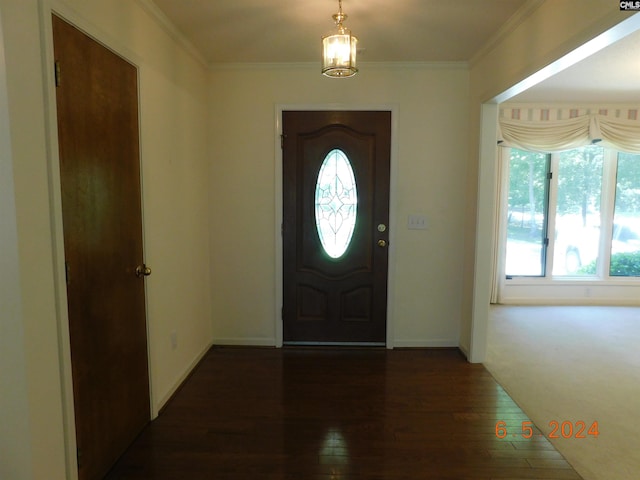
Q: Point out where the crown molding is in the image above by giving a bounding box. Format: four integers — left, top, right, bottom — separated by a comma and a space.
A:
136, 0, 208, 68
469, 0, 546, 67
208, 61, 468, 72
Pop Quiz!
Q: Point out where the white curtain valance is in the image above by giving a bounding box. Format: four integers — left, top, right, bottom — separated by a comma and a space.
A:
498, 106, 640, 153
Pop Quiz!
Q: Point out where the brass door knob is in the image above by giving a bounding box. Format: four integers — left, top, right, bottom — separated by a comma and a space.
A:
377, 239, 387, 248
135, 265, 152, 277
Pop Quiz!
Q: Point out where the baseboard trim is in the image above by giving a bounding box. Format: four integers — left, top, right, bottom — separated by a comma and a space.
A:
155, 341, 213, 417
211, 337, 459, 348
393, 339, 458, 348
209, 338, 461, 349
498, 298, 640, 306
458, 343, 470, 360
211, 337, 277, 347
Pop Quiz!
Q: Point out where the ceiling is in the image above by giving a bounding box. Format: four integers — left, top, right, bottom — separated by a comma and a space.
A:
509, 27, 640, 103
150, 0, 529, 64
149, 0, 640, 103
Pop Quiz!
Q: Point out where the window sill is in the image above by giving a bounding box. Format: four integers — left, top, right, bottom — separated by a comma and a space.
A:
505, 276, 640, 285
499, 279, 640, 305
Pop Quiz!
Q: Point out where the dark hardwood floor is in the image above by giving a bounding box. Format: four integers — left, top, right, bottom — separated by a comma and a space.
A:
106, 347, 582, 480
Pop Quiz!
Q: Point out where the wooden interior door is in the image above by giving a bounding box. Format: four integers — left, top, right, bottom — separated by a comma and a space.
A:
282, 111, 391, 344
52, 15, 150, 480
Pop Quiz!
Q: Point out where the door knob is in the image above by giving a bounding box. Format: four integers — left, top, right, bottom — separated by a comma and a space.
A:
377, 239, 387, 248
135, 264, 152, 277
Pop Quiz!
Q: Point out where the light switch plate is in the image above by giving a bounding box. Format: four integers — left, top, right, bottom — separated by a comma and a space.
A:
408, 214, 428, 230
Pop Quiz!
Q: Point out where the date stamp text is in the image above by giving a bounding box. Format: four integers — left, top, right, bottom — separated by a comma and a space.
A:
495, 420, 599, 439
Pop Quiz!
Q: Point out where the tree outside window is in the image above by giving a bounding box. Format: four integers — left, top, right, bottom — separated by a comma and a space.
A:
504, 146, 640, 278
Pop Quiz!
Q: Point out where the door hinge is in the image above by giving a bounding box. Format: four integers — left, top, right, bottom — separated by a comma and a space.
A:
65, 261, 71, 285
54, 61, 61, 87
544, 237, 550, 246
77, 447, 83, 467
547, 172, 553, 180
280, 134, 286, 149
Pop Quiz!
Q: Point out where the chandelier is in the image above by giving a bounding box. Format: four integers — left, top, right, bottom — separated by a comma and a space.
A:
321, 0, 358, 78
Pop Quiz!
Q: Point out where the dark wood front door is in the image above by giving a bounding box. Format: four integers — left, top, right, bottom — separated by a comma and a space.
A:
282, 111, 391, 344
53, 15, 150, 480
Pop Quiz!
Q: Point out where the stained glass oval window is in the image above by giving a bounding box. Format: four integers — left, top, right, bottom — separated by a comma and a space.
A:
315, 149, 358, 258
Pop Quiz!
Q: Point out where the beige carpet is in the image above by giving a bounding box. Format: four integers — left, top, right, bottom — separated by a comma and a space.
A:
484, 305, 640, 480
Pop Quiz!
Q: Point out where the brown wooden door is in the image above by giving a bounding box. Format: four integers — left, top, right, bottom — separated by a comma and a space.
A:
282, 111, 391, 344
52, 15, 150, 480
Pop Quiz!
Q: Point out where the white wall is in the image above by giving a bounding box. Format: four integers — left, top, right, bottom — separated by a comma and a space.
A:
0, 1, 68, 476
208, 63, 469, 347
0, 0, 212, 477
0, 6, 34, 478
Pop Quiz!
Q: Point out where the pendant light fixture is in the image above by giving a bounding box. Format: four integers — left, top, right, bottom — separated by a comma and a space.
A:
321, 0, 358, 78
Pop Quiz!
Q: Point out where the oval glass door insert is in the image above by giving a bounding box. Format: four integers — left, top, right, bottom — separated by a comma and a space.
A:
315, 149, 358, 258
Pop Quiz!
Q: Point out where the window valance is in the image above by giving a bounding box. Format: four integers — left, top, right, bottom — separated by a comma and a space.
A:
498, 106, 640, 153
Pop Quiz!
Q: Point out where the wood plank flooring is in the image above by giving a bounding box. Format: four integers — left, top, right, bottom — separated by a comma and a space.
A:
105, 347, 583, 480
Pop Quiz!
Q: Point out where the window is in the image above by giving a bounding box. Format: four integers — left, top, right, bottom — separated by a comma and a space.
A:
552, 146, 604, 276
504, 150, 550, 276
503, 146, 640, 279
611, 153, 640, 276
315, 149, 358, 259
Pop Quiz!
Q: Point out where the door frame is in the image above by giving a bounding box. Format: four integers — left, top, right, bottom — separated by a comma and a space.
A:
274, 104, 399, 349
40, 5, 152, 479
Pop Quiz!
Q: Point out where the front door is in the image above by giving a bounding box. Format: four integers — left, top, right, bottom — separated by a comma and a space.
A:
53, 15, 150, 480
282, 111, 391, 344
